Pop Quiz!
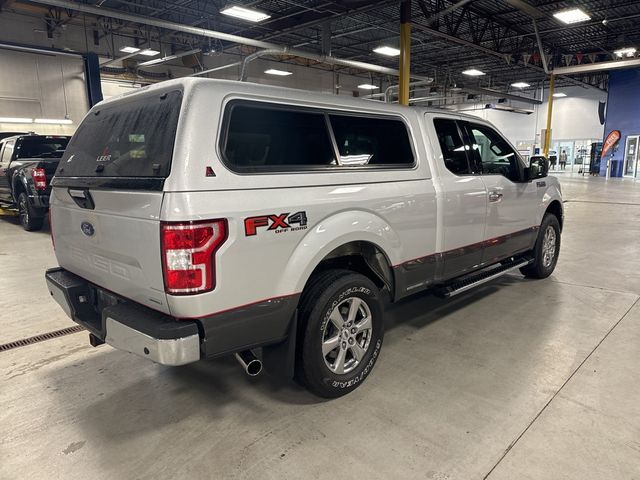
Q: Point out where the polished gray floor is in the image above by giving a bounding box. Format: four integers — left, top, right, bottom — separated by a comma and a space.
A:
1, 175, 639, 480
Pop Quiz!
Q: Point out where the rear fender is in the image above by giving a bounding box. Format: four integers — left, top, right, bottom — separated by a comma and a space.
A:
277, 210, 402, 295
11, 172, 30, 201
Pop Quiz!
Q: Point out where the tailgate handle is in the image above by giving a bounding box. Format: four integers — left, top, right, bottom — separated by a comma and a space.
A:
68, 188, 95, 210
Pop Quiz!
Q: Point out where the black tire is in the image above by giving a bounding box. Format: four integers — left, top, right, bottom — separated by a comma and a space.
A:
296, 269, 384, 398
520, 213, 561, 279
17, 192, 44, 231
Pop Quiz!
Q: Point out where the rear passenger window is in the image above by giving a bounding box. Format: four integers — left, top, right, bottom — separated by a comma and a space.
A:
329, 114, 414, 166
222, 103, 337, 172
433, 119, 471, 175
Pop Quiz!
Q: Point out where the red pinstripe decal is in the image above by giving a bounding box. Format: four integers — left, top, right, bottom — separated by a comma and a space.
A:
175, 292, 301, 320
392, 226, 539, 268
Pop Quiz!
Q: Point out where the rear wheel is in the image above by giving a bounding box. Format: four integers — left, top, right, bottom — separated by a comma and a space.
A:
296, 269, 384, 398
520, 213, 560, 279
17, 192, 44, 232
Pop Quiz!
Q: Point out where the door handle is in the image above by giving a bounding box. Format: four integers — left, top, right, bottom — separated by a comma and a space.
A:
488, 189, 503, 203
68, 188, 95, 210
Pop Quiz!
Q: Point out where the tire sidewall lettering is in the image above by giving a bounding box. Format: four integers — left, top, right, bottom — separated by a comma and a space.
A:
329, 339, 381, 389
320, 286, 371, 335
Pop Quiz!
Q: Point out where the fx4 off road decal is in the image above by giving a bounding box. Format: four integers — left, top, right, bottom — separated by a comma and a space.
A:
245, 211, 308, 236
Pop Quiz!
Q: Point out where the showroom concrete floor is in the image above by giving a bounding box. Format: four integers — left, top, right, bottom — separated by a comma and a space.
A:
1, 175, 639, 480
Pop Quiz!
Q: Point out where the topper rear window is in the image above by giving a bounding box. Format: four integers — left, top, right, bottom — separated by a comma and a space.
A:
56, 90, 182, 178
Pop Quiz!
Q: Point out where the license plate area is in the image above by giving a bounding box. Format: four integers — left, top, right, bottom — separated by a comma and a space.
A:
86, 285, 123, 336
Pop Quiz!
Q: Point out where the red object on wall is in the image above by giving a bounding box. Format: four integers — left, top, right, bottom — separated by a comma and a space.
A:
602, 130, 621, 157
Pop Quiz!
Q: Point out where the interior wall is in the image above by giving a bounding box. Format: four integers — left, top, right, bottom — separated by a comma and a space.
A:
460, 85, 606, 146
601, 68, 640, 176
0, 48, 89, 135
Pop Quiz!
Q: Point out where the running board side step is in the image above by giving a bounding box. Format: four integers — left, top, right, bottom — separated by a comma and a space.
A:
436, 258, 533, 298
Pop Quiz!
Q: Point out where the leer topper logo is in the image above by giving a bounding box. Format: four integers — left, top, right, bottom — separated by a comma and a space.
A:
96, 146, 112, 163
244, 212, 308, 236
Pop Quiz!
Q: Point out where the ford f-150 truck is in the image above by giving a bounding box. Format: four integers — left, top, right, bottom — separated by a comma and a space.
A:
45, 78, 562, 398
0, 134, 70, 230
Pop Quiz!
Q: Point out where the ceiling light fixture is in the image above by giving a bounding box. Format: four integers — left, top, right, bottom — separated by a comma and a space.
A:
511, 82, 530, 88
373, 46, 401, 56
462, 68, 485, 76
34, 118, 73, 124
0, 117, 33, 123
614, 47, 636, 58
221, 5, 270, 22
138, 49, 160, 57
358, 84, 379, 90
553, 8, 590, 24
119, 46, 140, 54
264, 69, 293, 76
552, 92, 567, 98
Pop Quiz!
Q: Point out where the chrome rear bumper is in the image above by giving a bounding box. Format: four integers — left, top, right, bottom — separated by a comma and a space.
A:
105, 317, 200, 366
45, 267, 201, 367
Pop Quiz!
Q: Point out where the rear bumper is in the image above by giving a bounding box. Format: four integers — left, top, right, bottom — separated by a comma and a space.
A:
45, 268, 200, 366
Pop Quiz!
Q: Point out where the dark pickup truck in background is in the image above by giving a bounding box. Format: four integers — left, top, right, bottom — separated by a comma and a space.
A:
0, 134, 70, 231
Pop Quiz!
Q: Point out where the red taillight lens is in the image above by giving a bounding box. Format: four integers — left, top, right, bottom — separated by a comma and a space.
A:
32, 168, 47, 191
161, 219, 227, 295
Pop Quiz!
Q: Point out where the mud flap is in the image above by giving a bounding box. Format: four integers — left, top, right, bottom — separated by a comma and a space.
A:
262, 309, 298, 380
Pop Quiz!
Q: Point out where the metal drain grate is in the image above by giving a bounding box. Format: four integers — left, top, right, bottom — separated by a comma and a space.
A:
0, 325, 85, 352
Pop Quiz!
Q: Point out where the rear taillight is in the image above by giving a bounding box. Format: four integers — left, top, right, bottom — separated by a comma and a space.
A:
32, 168, 47, 191
161, 219, 227, 295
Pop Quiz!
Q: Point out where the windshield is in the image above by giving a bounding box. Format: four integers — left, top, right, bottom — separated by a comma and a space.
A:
16, 136, 69, 159
56, 89, 182, 178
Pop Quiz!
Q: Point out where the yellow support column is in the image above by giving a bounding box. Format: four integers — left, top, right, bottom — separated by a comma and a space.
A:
399, 0, 411, 106
544, 74, 555, 156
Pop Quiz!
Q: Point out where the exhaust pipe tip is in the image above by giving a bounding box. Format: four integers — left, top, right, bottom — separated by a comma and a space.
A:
235, 350, 263, 377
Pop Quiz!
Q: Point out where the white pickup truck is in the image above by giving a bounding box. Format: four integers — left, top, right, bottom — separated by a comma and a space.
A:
45, 78, 562, 398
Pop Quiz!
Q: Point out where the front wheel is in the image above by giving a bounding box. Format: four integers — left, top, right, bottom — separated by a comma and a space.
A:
520, 213, 561, 279
296, 270, 384, 398
17, 192, 44, 231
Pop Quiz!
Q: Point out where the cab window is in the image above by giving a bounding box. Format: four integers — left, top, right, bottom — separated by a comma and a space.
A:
464, 123, 522, 182
1, 140, 15, 163
433, 118, 472, 175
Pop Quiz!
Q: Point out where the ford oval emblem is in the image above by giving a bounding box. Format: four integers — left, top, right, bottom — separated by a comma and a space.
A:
81, 221, 95, 237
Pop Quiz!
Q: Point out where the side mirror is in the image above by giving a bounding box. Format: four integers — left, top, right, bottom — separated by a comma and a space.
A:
527, 155, 548, 181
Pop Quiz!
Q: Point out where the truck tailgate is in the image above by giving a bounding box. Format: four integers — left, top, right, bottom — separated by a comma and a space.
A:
51, 187, 169, 313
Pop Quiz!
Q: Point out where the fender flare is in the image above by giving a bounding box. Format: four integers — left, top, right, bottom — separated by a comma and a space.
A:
11, 172, 30, 202
540, 185, 563, 227
277, 210, 403, 295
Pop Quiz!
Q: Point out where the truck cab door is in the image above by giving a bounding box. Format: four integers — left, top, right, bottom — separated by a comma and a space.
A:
430, 117, 488, 280
460, 121, 539, 264
0, 140, 15, 200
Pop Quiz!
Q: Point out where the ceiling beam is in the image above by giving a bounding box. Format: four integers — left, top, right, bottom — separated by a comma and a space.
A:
23, 0, 432, 81
553, 58, 640, 75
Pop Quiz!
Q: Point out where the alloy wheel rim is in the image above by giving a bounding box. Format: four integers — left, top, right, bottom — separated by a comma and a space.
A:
542, 225, 557, 268
322, 297, 373, 375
